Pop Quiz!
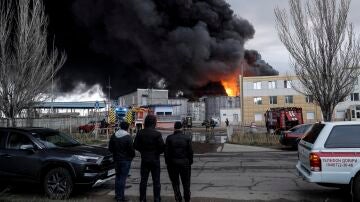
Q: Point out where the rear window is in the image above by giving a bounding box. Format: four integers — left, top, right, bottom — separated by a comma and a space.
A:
302, 123, 325, 144
325, 125, 360, 148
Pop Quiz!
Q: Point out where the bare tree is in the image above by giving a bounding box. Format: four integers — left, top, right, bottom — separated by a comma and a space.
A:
275, 0, 360, 121
0, 0, 66, 126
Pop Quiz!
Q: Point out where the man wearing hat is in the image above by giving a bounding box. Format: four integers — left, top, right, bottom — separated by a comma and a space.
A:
165, 121, 193, 202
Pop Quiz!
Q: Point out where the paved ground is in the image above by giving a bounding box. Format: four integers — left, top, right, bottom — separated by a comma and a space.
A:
0, 145, 352, 202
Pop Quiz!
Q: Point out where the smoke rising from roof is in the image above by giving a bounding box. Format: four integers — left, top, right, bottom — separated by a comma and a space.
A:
244, 50, 279, 76
44, 0, 276, 98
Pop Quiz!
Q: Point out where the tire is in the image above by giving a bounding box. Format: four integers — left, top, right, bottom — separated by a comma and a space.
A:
79, 129, 84, 133
353, 174, 360, 201
43, 167, 73, 200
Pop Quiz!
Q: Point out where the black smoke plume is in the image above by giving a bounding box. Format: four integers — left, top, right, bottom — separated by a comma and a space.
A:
244, 50, 279, 76
45, 0, 260, 98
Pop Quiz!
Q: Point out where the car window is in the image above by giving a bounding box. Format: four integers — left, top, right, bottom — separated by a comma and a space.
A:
325, 125, 360, 148
302, 123, 325, 144
289, 125, 301, 132
298, 125, 311, 133
295, 126, 306, 133
33, 131, 80, 148
6, 132, 34, 150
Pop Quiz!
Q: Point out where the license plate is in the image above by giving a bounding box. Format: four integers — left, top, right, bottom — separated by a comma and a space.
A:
108, 169, 115, 176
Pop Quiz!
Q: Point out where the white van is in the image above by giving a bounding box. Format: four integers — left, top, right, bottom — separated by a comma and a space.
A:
297, 122, 360, 200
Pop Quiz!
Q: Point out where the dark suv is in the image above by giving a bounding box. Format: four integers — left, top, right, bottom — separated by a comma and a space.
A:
0, 127, 115, 199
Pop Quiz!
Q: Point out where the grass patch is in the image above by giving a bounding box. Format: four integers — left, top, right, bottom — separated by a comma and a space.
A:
231, 132, 280, 146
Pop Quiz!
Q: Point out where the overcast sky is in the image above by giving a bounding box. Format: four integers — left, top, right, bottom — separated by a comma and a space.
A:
226, 0, 360, 75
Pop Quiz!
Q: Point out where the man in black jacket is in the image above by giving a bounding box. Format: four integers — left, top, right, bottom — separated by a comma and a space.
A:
165, 121, 193, 202
134, 115, 164, 202
109, 121, 135, 202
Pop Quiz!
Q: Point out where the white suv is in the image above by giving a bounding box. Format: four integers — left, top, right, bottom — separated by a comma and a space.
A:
297, 122, 360, 200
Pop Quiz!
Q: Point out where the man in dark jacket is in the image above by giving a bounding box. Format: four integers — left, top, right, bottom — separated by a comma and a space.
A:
165, 121, 193, 202
134, 115, 164, 202
109, 121, 135, 202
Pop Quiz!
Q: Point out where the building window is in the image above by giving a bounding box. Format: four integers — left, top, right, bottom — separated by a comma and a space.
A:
254, 97, 262, 105
305, 95, 314, 103
253, 82, 262, 89
269, 96, 277, 104
255, 113, 263, 121
268, 81, 276, 89
284, 80, 292, 88
351, 93, 360, 101
306, 112, 315, 120
285, 95, 293, 104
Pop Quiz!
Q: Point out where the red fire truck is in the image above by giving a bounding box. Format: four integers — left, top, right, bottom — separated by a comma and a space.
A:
265, 107, 303, 134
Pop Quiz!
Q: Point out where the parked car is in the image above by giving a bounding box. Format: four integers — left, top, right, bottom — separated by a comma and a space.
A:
296, 122, 360, 200
279, 124, 313, 148
0, 127, 115, 199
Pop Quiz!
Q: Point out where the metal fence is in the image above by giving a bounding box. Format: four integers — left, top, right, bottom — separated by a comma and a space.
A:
0, 116, 106, 133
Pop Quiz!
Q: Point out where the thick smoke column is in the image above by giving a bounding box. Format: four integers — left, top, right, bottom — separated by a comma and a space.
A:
45, 0, 258, 98
244, 50, 279, 76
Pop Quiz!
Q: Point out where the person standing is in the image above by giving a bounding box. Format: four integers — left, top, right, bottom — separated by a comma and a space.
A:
109, 121, 135, 202
225, 118, 229, 127
134, 115, 165, 202
165, 121, 193, 202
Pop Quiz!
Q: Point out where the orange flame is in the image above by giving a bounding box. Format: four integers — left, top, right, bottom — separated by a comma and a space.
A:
221, 77, 239, 97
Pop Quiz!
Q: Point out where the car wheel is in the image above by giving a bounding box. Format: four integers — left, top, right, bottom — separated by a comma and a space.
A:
79, 129, 84, 133
43, 167, 73, 200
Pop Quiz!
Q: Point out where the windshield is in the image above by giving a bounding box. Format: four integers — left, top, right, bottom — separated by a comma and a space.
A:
33, 131, 80, 148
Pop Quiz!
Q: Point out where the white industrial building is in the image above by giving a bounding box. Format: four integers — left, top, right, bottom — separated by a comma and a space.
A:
219, 108, 241, 126
334, 77, 360, 121
118, 89, 168, 107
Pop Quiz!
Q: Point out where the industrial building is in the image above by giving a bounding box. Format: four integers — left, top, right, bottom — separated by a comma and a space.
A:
333, 76, 360, 121
168, 98, 188, 118
240, 75, 322, 126
118, 89, 168, 107
204, 96, 240, 121
187, 101, 206, 122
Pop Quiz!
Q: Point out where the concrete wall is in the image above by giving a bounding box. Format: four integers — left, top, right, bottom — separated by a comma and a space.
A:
205, 96, 240, 120
119, 89, 168, 107
168, 98, 188, 117
119, 91, 138, 107
220, 108, 241, 126
187, 102, 206, 121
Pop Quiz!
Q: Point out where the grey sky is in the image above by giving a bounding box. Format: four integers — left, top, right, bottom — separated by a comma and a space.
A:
226, 0, 360, 74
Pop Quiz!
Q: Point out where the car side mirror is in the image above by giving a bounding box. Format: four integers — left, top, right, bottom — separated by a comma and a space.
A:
20, 144, 36, 153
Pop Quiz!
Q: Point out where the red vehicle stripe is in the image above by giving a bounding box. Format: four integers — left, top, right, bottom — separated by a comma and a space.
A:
316, 152, 360, 157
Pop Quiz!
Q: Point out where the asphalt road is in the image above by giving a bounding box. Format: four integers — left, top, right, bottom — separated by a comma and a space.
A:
0, 148, 352, 202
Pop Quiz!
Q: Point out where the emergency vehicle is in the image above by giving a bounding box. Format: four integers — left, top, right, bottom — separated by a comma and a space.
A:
265, 107, 303, 134
297, 122, 360, 200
